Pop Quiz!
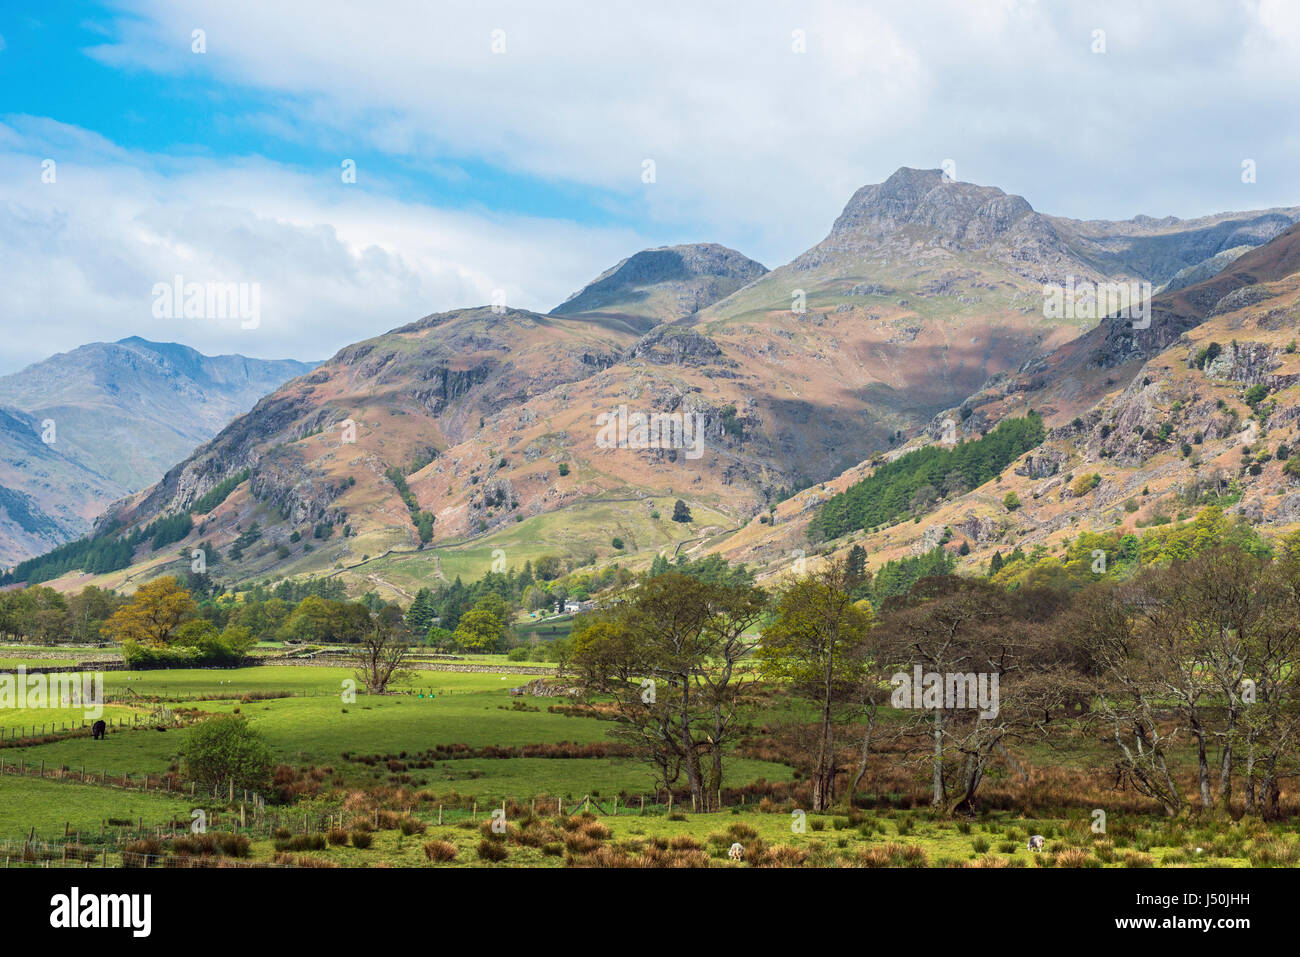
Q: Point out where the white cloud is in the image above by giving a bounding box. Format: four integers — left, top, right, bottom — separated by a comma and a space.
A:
8, 1, 1300, 371
0, 117, 649, 373
80, 0, 1300, 254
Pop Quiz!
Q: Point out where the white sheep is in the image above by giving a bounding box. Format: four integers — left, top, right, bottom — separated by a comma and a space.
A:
1027, 834, 1045, 852
728, 842, 745, 861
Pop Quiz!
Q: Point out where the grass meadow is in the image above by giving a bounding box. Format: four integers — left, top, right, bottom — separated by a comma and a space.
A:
2, 657, 1299, 868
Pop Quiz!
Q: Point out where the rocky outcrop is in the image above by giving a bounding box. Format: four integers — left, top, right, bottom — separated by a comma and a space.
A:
1015, 448, 1064, 479
627, 327, 733, 368
954, 512, 1001, 544
1201, 340, 1282, 385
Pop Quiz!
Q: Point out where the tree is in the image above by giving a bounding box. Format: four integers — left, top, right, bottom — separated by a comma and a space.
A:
846, 544, 868, 584
759, 560, 875, 810
101, 577, 197, 646
180, 715, 273, 792
407, 588, 437, 634
17, 586, 69, 645
909, 484, 939, 512
425, 625, 455, 649
351, 604, 409, 693
1002, 491, 1021, 511
66, 586, 123, 644
1074, 547, 1300, 816
672, 499, 693, 523
453, 598, 510, 652
1071, 580, 1184, 816
571, 573, 765, 810
875, 576, 1080, 814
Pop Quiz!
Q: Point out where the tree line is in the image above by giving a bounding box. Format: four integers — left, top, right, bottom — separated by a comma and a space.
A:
810, 412, 1045, 541
569, 525, 1300, 819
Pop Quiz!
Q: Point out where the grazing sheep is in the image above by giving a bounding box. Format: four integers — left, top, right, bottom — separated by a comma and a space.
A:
728, 842, 745, 861
1027, 834, 1045, 852
92, 720, 106, 740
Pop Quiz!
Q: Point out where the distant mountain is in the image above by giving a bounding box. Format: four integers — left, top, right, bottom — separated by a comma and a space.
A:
0, 338, 317, 565
551, 243, 767, 332
22, 169, 1300, 597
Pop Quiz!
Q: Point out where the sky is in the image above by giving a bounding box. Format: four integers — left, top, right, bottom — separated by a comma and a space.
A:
2, 0, 1300, 373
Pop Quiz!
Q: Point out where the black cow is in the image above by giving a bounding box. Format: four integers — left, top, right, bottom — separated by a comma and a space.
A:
92, 720, 107, 740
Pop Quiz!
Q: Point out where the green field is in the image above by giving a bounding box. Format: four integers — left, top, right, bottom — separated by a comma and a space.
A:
0, 660, 794, 847
0, 775, 197, 841
1, 655, 1296, 869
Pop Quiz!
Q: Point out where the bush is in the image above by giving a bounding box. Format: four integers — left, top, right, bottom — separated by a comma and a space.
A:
273, 834, 326, 852
477, 839, 509, 862
350, 831, 373, 849
179, 715, 273, 792
424, 840, 458, 862
326, 828, 349, 846
1070, 473, 1101, 497
398, 816, 427, 836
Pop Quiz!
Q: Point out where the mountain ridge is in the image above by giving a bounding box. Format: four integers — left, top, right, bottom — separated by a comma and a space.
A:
20, 169, 1300, 597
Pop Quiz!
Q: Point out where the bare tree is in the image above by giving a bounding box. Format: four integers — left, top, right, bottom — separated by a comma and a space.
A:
1071, 581, 1185, 817
876, 577, 1080, 815
350, 604, 410, 694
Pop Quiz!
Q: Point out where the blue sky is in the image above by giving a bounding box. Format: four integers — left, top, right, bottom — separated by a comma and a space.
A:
3, 0, 1300, 372
4, 4, 630, 225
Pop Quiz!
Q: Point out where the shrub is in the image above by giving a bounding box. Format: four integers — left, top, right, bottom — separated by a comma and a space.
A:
273, 834, 326, 852
350, 831, 373, 849
179, 714, 273, 792
122, 838, 162, 867
477, 839, 509, 862
398, 816, 427, 836
424, 840, 458, 862
216, 833, 250, 857
1070, 473, 1101, 497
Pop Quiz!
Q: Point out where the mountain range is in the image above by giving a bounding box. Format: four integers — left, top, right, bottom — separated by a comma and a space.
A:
0, 338, 317, 566
12, 167, 1300, 597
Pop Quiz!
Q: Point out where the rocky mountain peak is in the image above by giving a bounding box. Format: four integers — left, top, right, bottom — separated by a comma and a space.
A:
830, 167, 1038, 246
551, 243, 767, 324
